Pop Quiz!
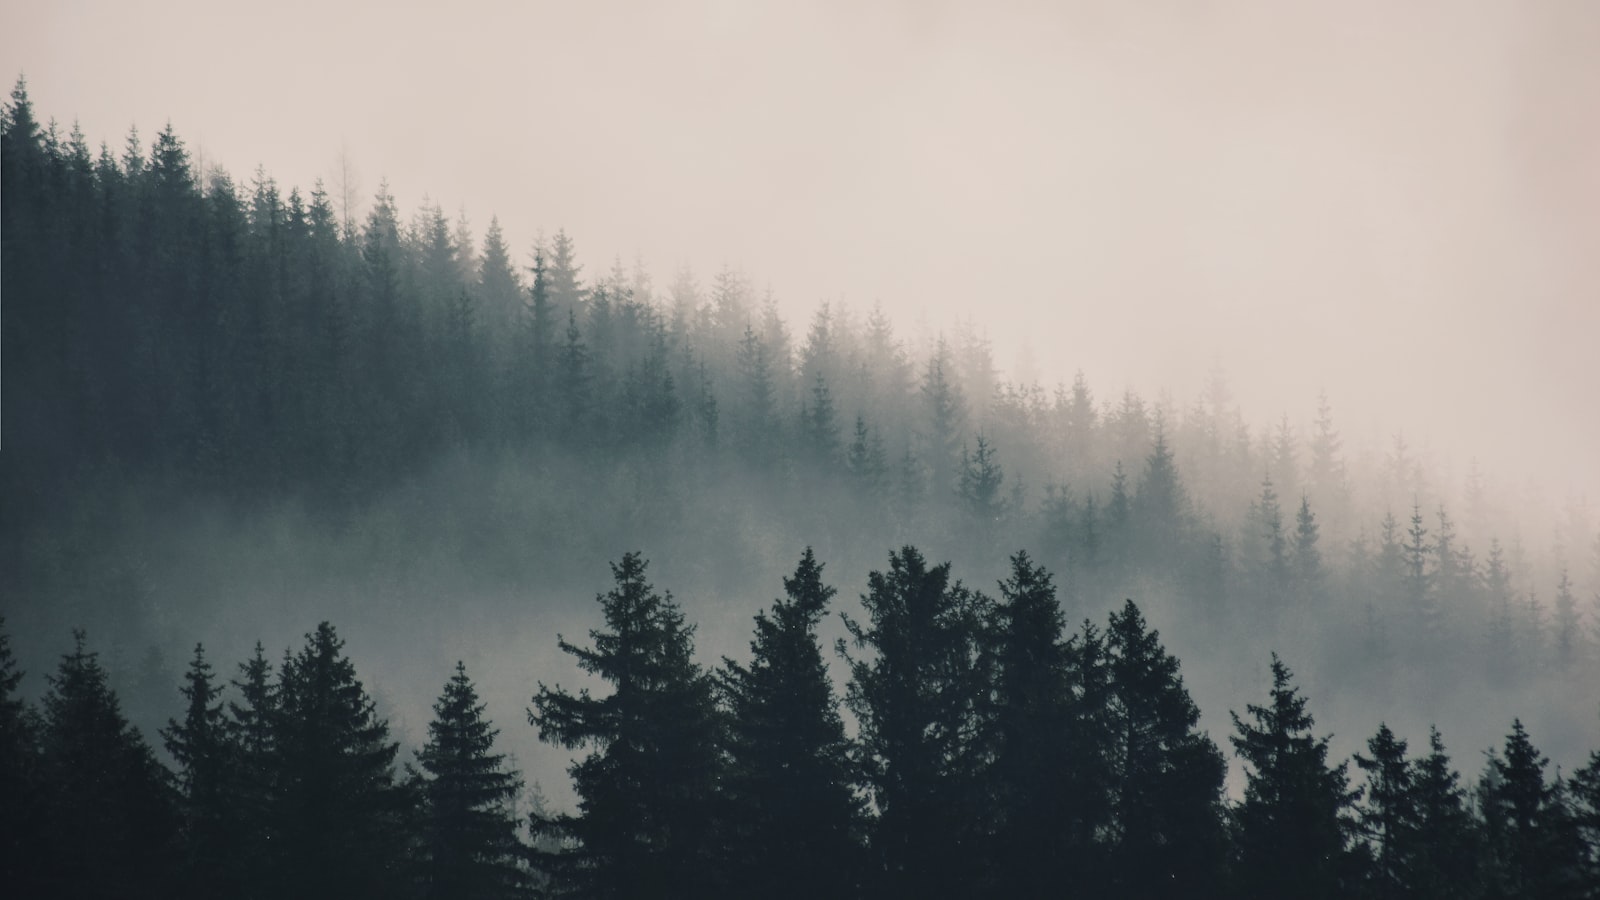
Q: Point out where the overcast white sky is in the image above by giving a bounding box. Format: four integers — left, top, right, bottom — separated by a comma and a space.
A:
4, 0, 1597, 500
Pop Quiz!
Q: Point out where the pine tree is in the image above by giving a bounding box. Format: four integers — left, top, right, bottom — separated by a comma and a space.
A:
1408, 727, 1481, 900
418, 662, 528, 899
1404, 500, 1438, 638
1552, 567, 1581, 669
798, 371, 841, 467
919, 337, 967, 493
1104, 600, 1228, 899
529, 553, 726, 899
980, 552, 1078, 896
274, 622, 408, 899
1353, 723, 1415, 899
227, 641, 280, 897
37, 630, 178, 896
841, 546, 989, 896
162, 643, 238, 898
1478, 720, 1585, 899
1253, 474, 1290, 600
721, 549, 863, 899
845, 414, 889, 497
1230, 654, 1359, 900
957, 433, 1006, 525
0, 617, 43, 891
1291, 495, 1325, 601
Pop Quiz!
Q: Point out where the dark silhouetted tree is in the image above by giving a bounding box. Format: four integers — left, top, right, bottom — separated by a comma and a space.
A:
162, 643, 238, 898
841, 546, 989, 897
1231, 654, 1359, 900
1104, 600, 1228, 899
274, 622, 408, 899
721, 548, 863, 899
37, 630, 178, 896
529, 553, 726, 899
417, 661, 529, 899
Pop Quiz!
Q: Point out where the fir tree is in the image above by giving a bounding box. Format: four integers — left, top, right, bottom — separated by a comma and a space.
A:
274, 622, 408, 899
227, 641, 280, 897
1478, 720, 1585, 899
0, 617, 42, 891
1230, 654, 1359, 900
529, 553, 726, 899
418, 662, 529, 899
840, 546, 989, 896
721, 549, 863, 899
37, 630, 178, 896
980, 551, 1078, 896
161, 643, 238, 898
957, 433, 1006, 525
1104, 600, 1228, 899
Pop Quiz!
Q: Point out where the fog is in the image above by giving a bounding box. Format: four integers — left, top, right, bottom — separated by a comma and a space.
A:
4, 1, 1600, 879
6, 0, 1596, 497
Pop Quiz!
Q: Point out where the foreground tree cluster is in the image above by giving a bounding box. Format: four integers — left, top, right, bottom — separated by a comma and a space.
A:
6, 547, 1600, 898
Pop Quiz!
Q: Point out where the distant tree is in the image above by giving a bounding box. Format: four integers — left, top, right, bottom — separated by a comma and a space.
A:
544, 228, 585, 314
161, 644, 238, 898
1552, 567, 1581, 670
274, 622, 409, 899
798, 372, 841, 467
417, 662, 528, 900
477, 216, 521, 354
721, 549, 863, 899
529, 553, 726, 899
37, 630, 178, 896
1132, 419, 1189, 562
1403, 500, 1438, 638
1291, 495, 1325, 601
1251, 474, 1289, 601
957, 433, 1006, 527
1104, 600, 1228, 899
919, 337, 967, 493
845, 414, 890, 498
841, 546, 989, 896
1230, 654, 1359, 900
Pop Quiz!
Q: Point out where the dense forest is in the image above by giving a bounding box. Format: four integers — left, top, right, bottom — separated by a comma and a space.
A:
3, 77, 1599, 896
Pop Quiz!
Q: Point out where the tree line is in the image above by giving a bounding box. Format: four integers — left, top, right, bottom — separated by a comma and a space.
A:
4, 547, 1599, 898
5, 76, 1597, 705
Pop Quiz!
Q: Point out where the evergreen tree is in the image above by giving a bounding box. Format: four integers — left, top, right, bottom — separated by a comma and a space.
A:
845, 414, 890, 497
227, 641, 280, 898
0, 617, 42, 890
721, 549, 863, 899
840, 546, 989, 896
274, 622, 408, 899
1353, 723, 1415, 900
162, 643, 238, 898
417, 662, 528, 899
529, 553, 726, 899
1292, 494, 1325, 601
1404, 500, 1438, 638
1478, 720, 1585, 899
1408, 727, 1482, 900
798, 371, 841, 467
919, 337, 967, 493
37, 630, 178, 896
957, 433, 1006, 526
980, 552, 1079, 896
1230, 654, 1359, 900
1104, 600, 1228, 899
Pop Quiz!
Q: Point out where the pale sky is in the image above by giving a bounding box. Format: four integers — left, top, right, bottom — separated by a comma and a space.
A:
4, 0, 1597, 501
